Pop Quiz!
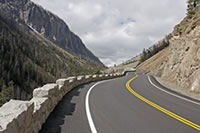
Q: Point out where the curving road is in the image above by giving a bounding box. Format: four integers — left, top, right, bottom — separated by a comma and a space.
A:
40, 72, 200, 133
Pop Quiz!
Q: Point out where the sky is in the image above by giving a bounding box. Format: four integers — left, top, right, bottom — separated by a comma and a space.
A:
32, 0, 187, 66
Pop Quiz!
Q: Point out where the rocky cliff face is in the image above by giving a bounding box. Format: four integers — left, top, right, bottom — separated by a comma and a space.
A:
154, 7, 200, 92
0, 0, 102, 64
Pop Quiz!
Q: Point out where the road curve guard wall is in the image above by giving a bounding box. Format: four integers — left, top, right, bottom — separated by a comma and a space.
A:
0, 73, 123, 133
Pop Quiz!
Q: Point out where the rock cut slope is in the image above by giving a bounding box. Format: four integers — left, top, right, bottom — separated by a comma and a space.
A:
139, 7, 200, 93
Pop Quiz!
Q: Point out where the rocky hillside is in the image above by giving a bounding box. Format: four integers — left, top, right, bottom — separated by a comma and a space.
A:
0, 0, 102, 64
139, 6, 200, 93
0, 13, 103, 106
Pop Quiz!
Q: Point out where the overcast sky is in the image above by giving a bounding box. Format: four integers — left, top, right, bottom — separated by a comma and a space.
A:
32, 0, 187, 66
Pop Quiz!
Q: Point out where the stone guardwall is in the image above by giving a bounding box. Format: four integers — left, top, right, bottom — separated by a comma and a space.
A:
0, 73, 124, 133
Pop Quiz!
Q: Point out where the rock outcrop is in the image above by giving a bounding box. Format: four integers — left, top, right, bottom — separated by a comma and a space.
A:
141, 7, 200, 93
0, 0, 102, 64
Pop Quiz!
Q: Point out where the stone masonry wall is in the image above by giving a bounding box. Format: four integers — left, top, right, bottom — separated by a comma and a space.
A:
0, 73, 124, 133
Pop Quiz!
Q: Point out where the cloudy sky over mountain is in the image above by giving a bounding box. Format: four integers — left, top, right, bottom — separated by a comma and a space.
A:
33, 0, 187, 66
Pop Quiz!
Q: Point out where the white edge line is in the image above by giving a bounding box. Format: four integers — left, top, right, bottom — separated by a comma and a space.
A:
85, 79, 116, 133
147, 75, 200, 106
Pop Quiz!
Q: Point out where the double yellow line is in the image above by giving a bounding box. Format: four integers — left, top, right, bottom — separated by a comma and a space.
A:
126, 73, 200, 131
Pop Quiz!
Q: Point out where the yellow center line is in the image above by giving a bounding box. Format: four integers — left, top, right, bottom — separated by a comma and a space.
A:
126, 73, 200, 131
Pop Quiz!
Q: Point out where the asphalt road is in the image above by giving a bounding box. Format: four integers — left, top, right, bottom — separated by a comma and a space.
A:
40, 72, 200, 133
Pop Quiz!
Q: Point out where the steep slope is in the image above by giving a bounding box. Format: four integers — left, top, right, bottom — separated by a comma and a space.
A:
139, 7, 200, 93
0, 13, 103, 106
138, 47, 168, 71
0, 0, 102, 64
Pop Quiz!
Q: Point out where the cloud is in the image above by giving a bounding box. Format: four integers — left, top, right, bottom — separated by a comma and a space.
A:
32, 0, 187, 66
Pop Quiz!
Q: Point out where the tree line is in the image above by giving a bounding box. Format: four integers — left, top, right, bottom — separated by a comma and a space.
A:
139, 35, 170, 64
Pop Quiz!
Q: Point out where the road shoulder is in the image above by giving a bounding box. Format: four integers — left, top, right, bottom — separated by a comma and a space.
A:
148, 75, 200, 104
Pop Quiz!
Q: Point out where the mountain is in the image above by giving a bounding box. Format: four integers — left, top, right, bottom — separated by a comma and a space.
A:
0, 0, 102, 64
0, 12, 103, 106
138, 6, 200, 95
